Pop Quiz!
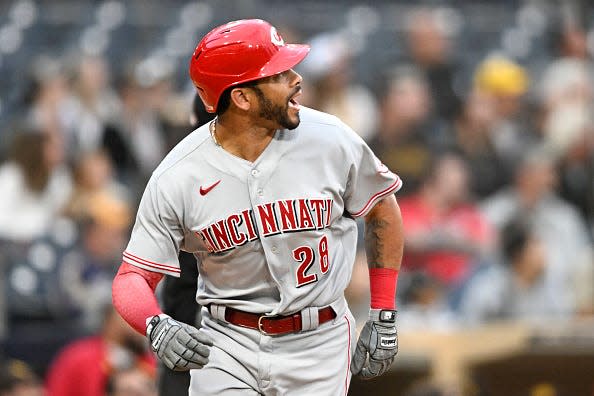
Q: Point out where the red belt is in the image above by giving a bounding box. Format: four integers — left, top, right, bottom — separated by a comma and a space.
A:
211, 306, 336, 336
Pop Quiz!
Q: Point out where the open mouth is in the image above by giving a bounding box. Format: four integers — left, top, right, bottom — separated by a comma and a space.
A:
288, 90, 301, 110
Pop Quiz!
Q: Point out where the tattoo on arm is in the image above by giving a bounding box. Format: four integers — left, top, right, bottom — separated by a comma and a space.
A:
365, 217, 390, 269
364, 196, 404, 270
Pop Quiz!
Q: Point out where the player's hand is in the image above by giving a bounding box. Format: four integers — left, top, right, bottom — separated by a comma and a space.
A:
351, 309, 398, 379
146, 315, 213, 371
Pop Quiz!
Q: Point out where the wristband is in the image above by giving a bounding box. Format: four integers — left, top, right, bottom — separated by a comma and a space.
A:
369, 268, 399, 309
145, 313, 170, 337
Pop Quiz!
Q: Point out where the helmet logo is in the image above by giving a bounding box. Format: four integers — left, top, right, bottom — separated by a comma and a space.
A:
270, 27, 284, 47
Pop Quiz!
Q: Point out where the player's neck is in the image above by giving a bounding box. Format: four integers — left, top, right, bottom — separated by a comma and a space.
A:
214, 115, 276, 163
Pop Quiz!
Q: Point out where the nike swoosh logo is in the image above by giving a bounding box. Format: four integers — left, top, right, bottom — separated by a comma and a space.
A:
199, 180, 221, 196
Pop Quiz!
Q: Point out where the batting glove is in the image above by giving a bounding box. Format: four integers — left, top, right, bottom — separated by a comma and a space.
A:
351, 309, 398, 379
146, 314, 213, 371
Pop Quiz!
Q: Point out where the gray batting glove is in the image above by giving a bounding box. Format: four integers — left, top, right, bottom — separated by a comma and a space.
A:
146, 314, 213, 371
351, 309, 398, 379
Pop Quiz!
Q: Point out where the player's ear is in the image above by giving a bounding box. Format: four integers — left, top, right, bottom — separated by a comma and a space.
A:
229, 87, 253, 111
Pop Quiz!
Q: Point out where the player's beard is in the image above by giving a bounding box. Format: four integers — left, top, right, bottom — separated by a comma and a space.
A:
252, 86, 300, 130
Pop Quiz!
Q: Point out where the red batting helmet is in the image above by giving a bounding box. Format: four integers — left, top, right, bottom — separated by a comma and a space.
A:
189, 19, 310, 113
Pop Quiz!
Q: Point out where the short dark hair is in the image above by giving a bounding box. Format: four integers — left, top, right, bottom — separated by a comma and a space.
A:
420, 148, 466, 185
216, 79, 260, 117
9, 129, 50, 193
215, 86, 235, 117
501, 218, 532, 265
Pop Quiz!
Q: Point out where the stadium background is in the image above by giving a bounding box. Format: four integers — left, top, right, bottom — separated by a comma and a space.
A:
0, 0, 593, 395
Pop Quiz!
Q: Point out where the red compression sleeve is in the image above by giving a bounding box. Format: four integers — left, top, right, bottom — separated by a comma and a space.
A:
369, 268, 399, 310
112, 261, 164, 335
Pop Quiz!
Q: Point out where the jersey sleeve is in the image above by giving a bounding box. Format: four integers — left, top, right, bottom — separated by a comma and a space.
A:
122, 177, 183, 277
342, 124, 402, 218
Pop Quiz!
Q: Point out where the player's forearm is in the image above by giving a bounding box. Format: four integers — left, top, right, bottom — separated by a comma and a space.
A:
363, 195, 403, 310
364, 194, 404, 271
112, 262, 164, 335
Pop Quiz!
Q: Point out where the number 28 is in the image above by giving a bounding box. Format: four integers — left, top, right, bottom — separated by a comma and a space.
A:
292, 235, 330, 288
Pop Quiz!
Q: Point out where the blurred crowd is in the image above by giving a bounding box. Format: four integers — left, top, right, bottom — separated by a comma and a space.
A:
338, 6, 594, 331
0, 1, 593, 395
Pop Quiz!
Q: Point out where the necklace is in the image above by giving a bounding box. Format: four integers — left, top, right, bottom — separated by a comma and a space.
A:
210, 118, 221, 147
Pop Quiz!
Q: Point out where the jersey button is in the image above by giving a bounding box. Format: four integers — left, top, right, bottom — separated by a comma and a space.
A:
271, 246, 278, 253
251, 169, 259, 177
257, 189, 264, 197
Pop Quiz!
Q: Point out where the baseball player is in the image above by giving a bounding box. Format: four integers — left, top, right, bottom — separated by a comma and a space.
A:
112, 19, 404, 395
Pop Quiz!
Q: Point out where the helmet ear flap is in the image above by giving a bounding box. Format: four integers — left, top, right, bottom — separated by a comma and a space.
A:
194, 87, 213, 113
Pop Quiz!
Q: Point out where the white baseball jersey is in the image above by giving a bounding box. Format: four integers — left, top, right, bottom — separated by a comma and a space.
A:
123, 106, 402, 315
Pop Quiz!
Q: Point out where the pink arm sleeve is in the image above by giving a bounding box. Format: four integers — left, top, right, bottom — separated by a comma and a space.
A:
112, 261, 165, 335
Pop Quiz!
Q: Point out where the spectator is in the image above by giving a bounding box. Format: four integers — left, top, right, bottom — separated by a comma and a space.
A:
542, 18, 592, 112
537, 59, 593, 230
69, 55, 120, 155
444, 89, 510, 198
542, 103, 594, 225
481, 147, 594, 315
299, 32, 379, 140
136, 56, 191, 153
0, 360, 43, 396
539, 58, 592, 113
64, 192, 133, 330
550, 20, 589, 61
64, 150, 130, 222
459, 219, 567, 324
397, 272, 458, 331
404, 7, 462, 121
399, 151, 495, 288
474, 56, 536, 171
45, 305, 155, 396
103, 66, 166, 188
369, 67, 437, 195
23, 56, 77, 146
0, 129, 72, 242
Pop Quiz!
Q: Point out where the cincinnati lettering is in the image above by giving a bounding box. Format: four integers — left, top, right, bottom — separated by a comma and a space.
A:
196, 198, 333, 253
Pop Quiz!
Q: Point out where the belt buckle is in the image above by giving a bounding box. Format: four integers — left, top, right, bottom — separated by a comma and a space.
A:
257, 315, 271, 336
